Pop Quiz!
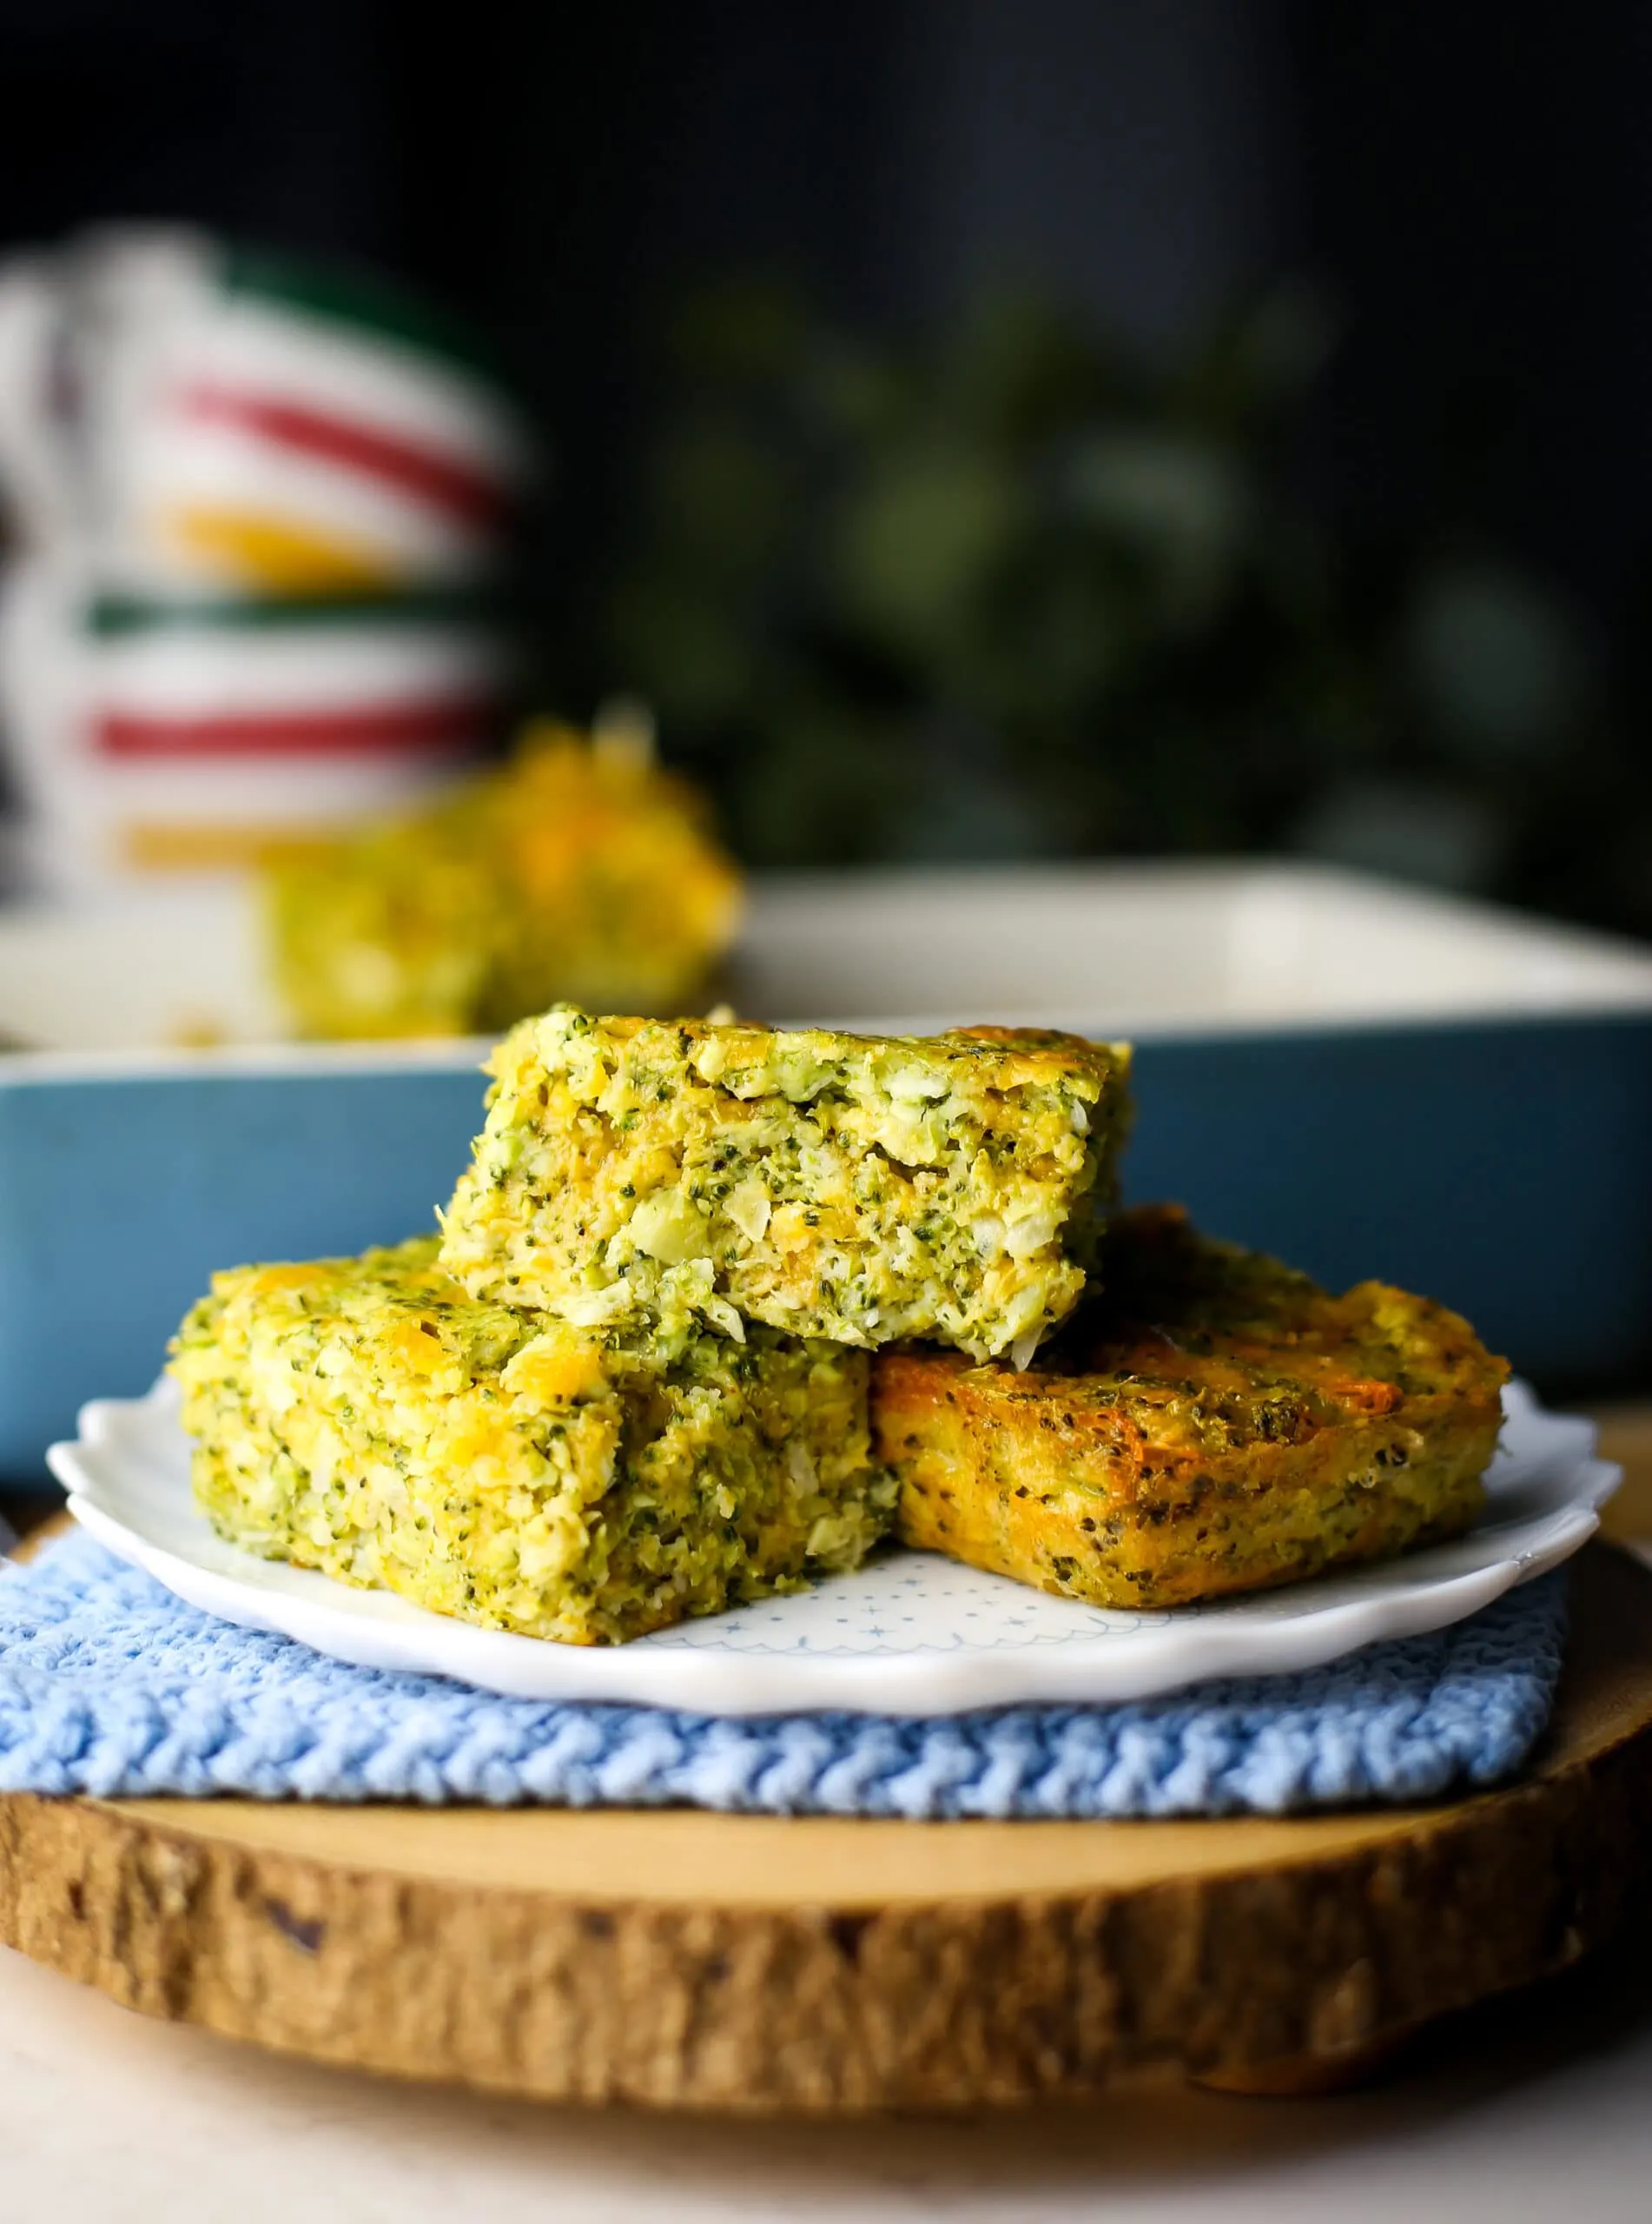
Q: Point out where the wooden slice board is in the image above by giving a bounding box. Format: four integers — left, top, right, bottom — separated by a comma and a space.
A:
2, 1526, 1650, 2115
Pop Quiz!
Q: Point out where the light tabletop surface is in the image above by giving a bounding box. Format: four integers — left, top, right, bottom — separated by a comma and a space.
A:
2, 1408, 1651, 2222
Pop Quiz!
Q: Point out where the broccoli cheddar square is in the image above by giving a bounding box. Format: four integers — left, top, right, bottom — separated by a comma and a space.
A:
169, 1237, 893, 1646
876, 1206, 1508, 1610
437, 1008, 1133, 1358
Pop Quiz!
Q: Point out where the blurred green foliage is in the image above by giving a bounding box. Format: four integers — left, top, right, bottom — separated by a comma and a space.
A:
558, 277, 1650, 937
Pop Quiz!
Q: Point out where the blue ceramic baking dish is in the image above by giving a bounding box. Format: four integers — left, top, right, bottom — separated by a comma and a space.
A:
2, 864, 1649, 1477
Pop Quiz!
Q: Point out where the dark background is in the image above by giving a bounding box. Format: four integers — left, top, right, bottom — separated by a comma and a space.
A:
5, 0, 1651, 919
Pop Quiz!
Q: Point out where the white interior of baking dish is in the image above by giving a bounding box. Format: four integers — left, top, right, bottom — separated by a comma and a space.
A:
2, 862, 1651, 1067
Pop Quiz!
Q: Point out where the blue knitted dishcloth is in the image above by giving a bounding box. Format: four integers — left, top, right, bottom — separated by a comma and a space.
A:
0, 1532, 1566, 1820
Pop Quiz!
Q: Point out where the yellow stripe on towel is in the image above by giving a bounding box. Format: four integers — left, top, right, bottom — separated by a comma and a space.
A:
120, 820, 329, 872
165, 506, 406, 594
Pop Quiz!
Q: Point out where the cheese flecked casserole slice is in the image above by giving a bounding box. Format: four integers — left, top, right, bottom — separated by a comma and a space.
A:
169, 1237, 893, 1645
876, 1205, 1508, 1609
437, 1009, 1133, 1359
265, 720, 743, 1041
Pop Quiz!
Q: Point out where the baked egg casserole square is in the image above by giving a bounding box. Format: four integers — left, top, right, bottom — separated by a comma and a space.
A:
267, 723, 742, 1042
875, 1206, 1508, 1609
169, 1237, 893, 1645
437, 1009, 1132, 1360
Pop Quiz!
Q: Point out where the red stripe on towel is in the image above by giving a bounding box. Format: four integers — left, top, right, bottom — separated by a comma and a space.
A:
96, 698, 497, 758
181, 385, 506, 529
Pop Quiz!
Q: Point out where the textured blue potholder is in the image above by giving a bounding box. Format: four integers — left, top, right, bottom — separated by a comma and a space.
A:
0, 1532, 1566, 1820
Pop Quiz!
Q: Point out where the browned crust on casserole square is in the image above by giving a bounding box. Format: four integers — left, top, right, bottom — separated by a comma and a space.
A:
874, 1206, 1509, 1609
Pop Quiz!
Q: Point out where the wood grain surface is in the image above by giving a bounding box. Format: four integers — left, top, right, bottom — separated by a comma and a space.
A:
2, 1516, 1650, 2112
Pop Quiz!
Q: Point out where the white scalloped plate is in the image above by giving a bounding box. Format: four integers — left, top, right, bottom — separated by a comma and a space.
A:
48, 1378, 1617, 1718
